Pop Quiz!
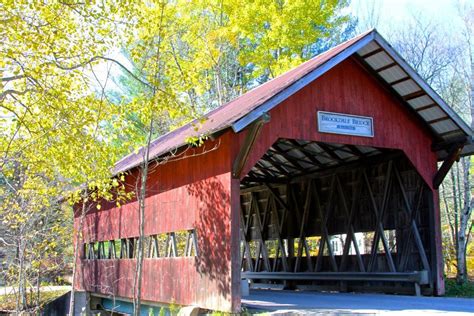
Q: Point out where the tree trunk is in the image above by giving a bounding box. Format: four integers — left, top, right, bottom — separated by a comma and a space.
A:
17, 236, 26, 311
457, 157, 472, 284
69, 191, 89, 316
36, 268, 41, 310
133, 118, 154, 316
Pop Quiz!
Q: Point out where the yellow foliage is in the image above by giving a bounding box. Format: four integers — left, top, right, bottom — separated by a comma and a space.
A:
0, 1, 349, 295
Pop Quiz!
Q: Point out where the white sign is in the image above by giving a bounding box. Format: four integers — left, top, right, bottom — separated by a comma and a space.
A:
317, 111, 374, 137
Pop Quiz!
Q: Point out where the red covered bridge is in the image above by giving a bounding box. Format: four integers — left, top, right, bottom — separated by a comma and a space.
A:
75, 30, 473, 313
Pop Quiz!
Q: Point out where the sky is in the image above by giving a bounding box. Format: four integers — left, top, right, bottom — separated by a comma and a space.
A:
348, 0, 469, 36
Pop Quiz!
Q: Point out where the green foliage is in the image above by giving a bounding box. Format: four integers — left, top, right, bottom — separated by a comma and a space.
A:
445, 278, 474, 298
168, 301, 180, 315
159, 306, 166, 316
0, 289, 69, 311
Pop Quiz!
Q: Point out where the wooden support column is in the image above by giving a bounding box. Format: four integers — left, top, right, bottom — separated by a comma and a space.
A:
430, 190, 445, 295
294, 181, 314, 273
240, 202, 254, 272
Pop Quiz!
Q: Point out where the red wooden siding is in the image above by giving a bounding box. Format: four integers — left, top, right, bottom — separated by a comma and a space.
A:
238, 57, 438, 188
75, 134, 241, 312
79, 258, 227, 309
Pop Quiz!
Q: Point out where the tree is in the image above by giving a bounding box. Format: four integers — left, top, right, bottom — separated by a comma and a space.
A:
1, 2, 132, 313
1, 0, 352, 313
387, 14, 473, 284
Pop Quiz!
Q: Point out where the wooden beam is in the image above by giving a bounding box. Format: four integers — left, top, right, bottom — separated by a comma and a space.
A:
317, 143, 344, 163
288, 139, 326, 168
398, 184, 424, 271
352, 55, 438, 140
403, 90, 426, 101
314, 176, 338, 272
426, 116, 450, 124
393, 166, 431, 273
270, 144, 306, 171
437, 129, 464, 138
261, 154, 292, 175
365, 162, 397, 273
291, 151, 403, 183
240, 204, 254, 272
433, 144, 463, 189
242, 176, 288, 185
337, 173, 365, 272
346, 145, 366, 157
375, 62, 397, 72
360, 47, 384, 59
251, 192, 272, 271
389, 76, 411, 86
232, 113, 270, 178
267, 195, 289, 272
416, 104, 436, 112
431, 137, 467, 152
295, 180, 314, 273
242, 271, 429, 284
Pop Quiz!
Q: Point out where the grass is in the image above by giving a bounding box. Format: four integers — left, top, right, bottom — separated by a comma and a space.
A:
0, 289, 69, 311
445, 278, 474, 298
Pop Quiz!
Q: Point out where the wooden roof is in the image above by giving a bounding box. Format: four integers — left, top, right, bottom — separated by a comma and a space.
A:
115, 29, 472, 174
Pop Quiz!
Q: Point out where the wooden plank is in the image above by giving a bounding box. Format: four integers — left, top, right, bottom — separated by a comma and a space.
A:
266, 190, 289, 272
338, 172, 365, 272
251, 192, 272, 272
364, 164, 397, 273
270, 144, 306, 171
242, 271, 428, 284
375, 62, 397, 72
360, 47, 384, 58
314, 176, 338, 272
109, 240, 116, 259
393, 166, 431, 272
295, 181, 314, 272
242, 271, 429, 283
291, 152, 403, 184
288, 139, 326, 168
232, 113, 270, 178
433, 144, 463, 189
389, 76, 411, 86
240, 206, 254, 271
399, 184, 424, 271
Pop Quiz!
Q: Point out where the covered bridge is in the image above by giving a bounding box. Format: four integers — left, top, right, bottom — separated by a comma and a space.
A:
75, 30, 473, 313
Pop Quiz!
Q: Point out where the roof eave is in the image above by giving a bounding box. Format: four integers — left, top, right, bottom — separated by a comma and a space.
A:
232, 31, 471, 142
372, 33, 472, 137
231, 31, 377, 133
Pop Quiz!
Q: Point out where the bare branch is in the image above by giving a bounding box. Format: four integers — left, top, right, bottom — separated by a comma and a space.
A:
0, 88, 35, 102
53, 56, 153, 91
1, 75, 26, 82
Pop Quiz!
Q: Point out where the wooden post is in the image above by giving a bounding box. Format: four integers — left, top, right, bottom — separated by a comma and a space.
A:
433, 144, 463, 189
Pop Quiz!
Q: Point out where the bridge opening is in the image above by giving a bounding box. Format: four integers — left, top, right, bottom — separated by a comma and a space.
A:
240, 138, 434, 296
